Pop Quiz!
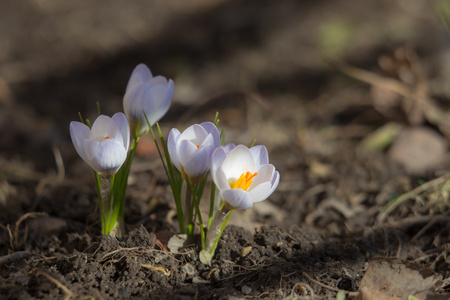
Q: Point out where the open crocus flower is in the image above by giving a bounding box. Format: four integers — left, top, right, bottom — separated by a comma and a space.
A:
211, 144, 280, 209
123, 64, 174, 136
168, 122, 220, 183
70, 113, 130, 177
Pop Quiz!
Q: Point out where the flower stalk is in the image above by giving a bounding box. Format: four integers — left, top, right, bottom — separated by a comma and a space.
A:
205, 204, 232, 256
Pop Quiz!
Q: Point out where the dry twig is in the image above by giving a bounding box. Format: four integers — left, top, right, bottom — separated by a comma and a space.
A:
0, 251, 36, 266
35, 269, 75, 300
302, 272, 358, 297
377, 174, 450, 223
8, 212, 48, 249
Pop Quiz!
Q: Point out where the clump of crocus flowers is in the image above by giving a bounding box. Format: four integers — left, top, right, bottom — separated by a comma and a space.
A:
70, 64, 174, 238
70, 63, 279, 264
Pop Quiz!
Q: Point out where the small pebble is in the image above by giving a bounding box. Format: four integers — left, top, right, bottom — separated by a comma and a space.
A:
275, 241, 283, 247
241, 285, 252, 295
183, 263, 195, 276
241, 246, 252, 257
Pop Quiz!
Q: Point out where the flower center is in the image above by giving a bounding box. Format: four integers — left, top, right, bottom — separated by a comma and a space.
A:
197, 145, 200, 148
230, 171, 258, 191
104, 136, 110, 140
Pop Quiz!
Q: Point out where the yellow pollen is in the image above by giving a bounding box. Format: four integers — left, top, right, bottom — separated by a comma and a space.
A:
104, 136, 110, 140
230, 171, 258, 191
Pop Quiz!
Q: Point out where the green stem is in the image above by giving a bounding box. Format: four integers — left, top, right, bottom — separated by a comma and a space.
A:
99, 175, 112, 236
94, 171, 105, 232
205, 205, 233, 256
148, 122, 185, 233
207, 182, 216, 230
191, 184, 206, 249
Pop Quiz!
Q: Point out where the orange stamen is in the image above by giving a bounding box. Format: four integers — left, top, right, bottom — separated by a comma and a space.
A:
197, 145, 200, 148
230, 171, 258, 191
104, 136, 110, 140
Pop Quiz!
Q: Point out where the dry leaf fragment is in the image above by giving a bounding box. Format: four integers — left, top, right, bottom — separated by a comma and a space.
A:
355, 257, 441, 300
388, 127, 447, 173
140, 264, 171, 276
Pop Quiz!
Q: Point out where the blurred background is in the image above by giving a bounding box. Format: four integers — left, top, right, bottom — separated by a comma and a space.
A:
1, 0, 450, 231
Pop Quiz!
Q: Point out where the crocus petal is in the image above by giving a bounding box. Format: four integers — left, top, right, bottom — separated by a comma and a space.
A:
248, 182, 272, 203
183, 146, 214, 177
168, 122, 219, 179
124, 83, 155, 123
249, 166, 279, 202
267, 170, 280, 198
199, 134, 215, 149
222, 143, 236, 153
180, 124, 208, 145
177, 139, 200, 169
211, 147, 227, 184
160, 79, 174, 118
112, 112, 130, 151
70, 121, 91, 164
84, 139, 100, 163
250, 145, 269, 166
144, 79, 174, 126
221, 145, 256, 179
250, 164, 275, 188
90, 140, 127, 176
123, 64, 174, 137
148, 75, 168, 89
167, 128, 181, 170
213, 167, 230, 192
222, 189, 253, 209
200, 122, 221, 147
90, 115, 120, 141
126, 64, 153, 92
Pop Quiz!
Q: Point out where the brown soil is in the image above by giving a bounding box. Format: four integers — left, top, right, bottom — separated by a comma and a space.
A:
1, 0, 450, 299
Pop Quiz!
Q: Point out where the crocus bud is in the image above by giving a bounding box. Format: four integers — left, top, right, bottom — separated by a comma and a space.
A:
211, 144, 279, 209
70, 113, 130, 177
123, 64, 174, 136
168, 122, 220, 183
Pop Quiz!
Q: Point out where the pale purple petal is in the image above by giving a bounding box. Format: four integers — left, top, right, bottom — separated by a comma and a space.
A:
70, 121, 91, 164
124, 83, 155, 123
222, 143, 236, 153
167, 128, 181, 171
160, 79, 174, 117
248, 182, 272, 203
90, 115, 120, 141
177, 139, 200, 169
211, 147, 227, 184
144, 80, 174, 126
221, 145, 256, 179
111, 112, 130, 151
90, 140, 127, 176
249, 145, 269, 166
222, 189, 253, 209
200, 122, 220, 147
180, 124, 208, 145
199, 134, 215, 149
183, 146, 213, 177
267, 171, 280, 198
148, 76, 168, 88
84, 139, 100, 162
213, 166, 230, 191
123, 64, 173, 137
250, 164, 275, 188
126, 64, 153, 92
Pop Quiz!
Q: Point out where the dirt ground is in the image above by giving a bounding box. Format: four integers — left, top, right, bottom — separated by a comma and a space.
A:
1, 0, 450, 299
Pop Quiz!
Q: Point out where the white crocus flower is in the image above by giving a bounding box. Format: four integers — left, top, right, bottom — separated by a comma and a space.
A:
123, 64, 174, 137
211, 144, 280, 209
70, 113, 130, 177
168, 122, 220, 183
